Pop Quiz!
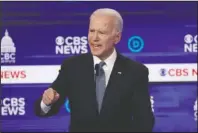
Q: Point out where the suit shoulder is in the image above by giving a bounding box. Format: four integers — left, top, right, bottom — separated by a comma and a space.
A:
61, 53, 91, 66
121, 55, 148, 75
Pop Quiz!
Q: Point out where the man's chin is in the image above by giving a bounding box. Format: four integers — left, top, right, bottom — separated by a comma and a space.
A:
92, 53, 102, 57
91, 51, 103, 57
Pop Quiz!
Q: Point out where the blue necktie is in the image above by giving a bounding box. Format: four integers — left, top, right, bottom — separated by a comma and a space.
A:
95, 61, 106, 112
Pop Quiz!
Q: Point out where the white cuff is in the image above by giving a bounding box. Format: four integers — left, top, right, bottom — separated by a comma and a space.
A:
40, 100, 51, 114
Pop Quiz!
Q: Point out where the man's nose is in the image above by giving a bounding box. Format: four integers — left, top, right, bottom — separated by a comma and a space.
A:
93, 32, 99, 42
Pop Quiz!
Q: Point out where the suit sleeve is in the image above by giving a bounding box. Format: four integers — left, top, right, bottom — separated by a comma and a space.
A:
131, 67, 155, 132
34, 60, 69, 117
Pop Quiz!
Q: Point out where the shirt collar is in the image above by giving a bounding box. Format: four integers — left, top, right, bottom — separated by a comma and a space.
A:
93, 48, 117, 68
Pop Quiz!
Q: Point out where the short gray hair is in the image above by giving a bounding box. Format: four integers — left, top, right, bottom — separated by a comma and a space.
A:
90, 8, 123, 32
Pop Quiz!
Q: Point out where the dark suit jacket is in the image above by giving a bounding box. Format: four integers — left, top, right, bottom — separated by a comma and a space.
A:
34, 51, 155, 132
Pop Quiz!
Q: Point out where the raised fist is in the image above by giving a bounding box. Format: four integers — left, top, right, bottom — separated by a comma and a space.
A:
42, 88, 60, 106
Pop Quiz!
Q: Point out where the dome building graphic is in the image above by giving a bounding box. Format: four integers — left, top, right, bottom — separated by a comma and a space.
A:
1, 29, 16, 53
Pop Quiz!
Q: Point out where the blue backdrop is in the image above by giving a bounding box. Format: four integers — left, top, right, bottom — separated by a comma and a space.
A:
1, 1, 197, 132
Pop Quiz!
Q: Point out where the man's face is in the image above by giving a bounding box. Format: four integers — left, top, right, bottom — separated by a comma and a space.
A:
88, 15, 120, 59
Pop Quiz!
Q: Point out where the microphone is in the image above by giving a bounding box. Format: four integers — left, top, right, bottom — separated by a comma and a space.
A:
95, 64, 99, 76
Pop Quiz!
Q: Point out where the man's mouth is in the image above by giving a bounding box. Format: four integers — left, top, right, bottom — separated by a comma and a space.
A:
93, 44, 102, 48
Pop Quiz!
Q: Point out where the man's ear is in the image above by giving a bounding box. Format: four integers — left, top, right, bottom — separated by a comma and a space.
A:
114, 32, 122, 45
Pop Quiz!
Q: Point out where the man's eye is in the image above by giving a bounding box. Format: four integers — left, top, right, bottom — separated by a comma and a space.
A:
99, 31, 105, 34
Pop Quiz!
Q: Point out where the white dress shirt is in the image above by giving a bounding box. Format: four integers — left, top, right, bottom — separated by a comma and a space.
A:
93, 48, 117, 87
41, 48, 117, 114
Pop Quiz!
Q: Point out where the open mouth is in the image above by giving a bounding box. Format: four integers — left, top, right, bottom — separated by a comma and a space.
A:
93, 44, 102, 48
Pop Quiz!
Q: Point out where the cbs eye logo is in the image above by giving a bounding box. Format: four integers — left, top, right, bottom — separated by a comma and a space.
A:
56, 36, 65, 45
184, 34, 197, 44
160, 68, 166, 76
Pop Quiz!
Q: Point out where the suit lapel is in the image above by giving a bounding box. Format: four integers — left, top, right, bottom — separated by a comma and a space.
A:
100, 53, 125, 114
81, 54, 99, 115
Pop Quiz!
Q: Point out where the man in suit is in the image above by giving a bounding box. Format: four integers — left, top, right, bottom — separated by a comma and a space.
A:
34, 8, 155, 132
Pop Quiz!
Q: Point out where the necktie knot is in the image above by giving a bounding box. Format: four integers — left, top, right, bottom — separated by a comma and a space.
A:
99, 61, 106, 69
